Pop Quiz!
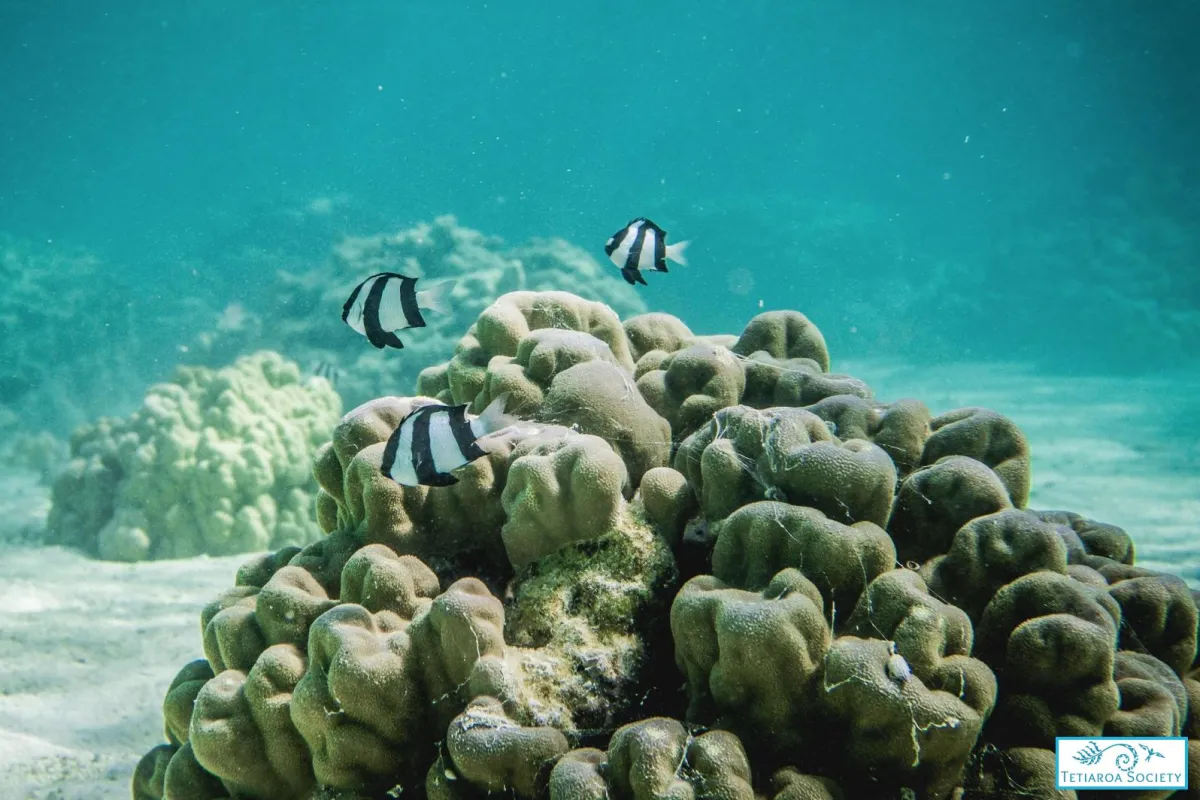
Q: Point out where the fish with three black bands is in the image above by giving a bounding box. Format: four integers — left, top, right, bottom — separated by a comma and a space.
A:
381, 393, 518, 487
604, 217, 690, 286
341, 272, 456, 349
309, 361, 341, 387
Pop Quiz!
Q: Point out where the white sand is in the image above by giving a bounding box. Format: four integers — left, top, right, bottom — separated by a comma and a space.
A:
0, 544, 243, 799
0, 362, 1196, 798
852, 362, 1200, 578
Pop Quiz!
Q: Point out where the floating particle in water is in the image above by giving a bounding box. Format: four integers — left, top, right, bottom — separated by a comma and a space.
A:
726, 267, 755, 295
217, 303, 249, 332
307, 196, 334, 215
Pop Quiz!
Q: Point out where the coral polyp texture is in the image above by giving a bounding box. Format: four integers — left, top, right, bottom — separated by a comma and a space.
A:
46, 351, 341, 561
133, 291, 1200, 799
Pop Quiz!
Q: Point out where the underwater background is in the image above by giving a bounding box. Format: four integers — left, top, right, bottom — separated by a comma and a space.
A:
4, 0, 1199, 398
1, 0, 1199, 797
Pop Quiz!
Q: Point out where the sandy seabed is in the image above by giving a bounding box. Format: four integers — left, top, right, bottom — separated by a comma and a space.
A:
1, 362, 1197, 799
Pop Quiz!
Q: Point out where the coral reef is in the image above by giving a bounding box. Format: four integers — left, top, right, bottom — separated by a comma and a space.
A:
46, 351, 341, 561
185, 216, 648, 411
0, 217, 645, 459
133, 291, 1199, 799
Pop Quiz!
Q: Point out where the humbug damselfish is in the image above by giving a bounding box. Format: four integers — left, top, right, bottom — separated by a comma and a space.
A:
341, 272, 456, 349
381, 394, 518, 486
604, 217, 690, 286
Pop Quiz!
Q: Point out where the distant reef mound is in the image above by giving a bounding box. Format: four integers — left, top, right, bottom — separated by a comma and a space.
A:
181, 214, 649, 413
0, 216, 647, 468
129, 290, 1200, 800
46, 351, 340, 561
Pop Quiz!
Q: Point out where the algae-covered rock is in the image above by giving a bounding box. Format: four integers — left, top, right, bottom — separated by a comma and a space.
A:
133, 290, 1198, 800
47, 351, 340, 560
503, 500, 677, 734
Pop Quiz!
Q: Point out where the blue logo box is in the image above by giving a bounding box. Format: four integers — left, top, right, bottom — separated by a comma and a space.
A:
1055, 736, 1189, 791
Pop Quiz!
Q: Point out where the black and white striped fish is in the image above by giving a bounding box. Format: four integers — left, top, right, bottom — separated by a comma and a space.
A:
381, 394, 517, 487
341, 273, 456, 349
604, 217, 690, 286
309, 361, 341, 387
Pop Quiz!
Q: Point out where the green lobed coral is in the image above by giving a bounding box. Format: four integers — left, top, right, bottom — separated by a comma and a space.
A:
133, 291, 1200, 800
46, 351, 341, 561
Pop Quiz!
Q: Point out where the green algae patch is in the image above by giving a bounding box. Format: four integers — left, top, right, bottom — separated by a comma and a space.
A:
504, 500, 679, 735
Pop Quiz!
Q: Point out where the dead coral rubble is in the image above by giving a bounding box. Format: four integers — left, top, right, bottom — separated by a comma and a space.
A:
134, 291, 1200, 800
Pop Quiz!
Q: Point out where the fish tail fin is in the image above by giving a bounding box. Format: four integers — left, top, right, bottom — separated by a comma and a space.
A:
416, 278, 457, 316
666, 239, 690, 266
476, 392, 518, 434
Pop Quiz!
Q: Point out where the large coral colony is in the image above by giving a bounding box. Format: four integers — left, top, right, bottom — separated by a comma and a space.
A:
120, 285, 1199, 800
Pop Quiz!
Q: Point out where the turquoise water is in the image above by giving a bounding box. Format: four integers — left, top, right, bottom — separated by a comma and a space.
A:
2, 4, 1200, 797
3, 0, 1197, 412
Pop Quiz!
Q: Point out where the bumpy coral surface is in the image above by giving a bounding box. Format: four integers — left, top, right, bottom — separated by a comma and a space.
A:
135, 292, 1200, 799
46, 351, 341, 561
